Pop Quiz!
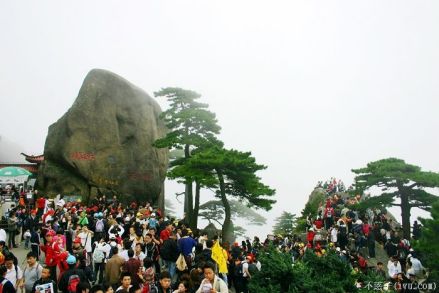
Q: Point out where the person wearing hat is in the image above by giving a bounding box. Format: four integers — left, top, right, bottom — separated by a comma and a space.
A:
40, 230, 58, 281
93, 212, 106, 242
339, 250, 349, 264
58, 255, 87, 293
72, 237, 86, 261
148, 213, 158, 230
306, 228, 315, 248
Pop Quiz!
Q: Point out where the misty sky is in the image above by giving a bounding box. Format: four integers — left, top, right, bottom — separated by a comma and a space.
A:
1, 1, 439, 237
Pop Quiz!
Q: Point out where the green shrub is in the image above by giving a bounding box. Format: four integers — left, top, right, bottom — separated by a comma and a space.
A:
248, 247, 357, 293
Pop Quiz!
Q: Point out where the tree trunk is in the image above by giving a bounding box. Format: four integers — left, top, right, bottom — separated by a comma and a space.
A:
185, 180, 193, 223
184, 143, 194, 225
190, 180, 201, 230
217, 169, 234, 243
158, 182, 165, 213
400, 192, 411, 240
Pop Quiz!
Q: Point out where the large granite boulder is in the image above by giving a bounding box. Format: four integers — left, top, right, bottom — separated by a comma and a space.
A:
38, 69, 168, 206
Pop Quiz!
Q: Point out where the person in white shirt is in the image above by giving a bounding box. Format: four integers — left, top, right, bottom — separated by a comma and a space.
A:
5, 254, 23, 289
95, 240, 112, 259
330, 226, 338, 244
108, 223, 125, 240
134, 243, 146, 262
118, 238, 132, 262
199, 233, 208, 250
56, 195, 65, 208
196, 263, 228, 293
116, 272, 133, 293
21, 251, 43, 293
78, 226, 94, 265
387, 257, 402, 281
0, 228, 6, 243
407, 254, 424, 277
119, 249, 129, 262
94, 239, 111, 284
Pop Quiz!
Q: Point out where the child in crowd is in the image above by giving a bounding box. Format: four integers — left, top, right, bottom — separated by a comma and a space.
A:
31, 266, 58, 293
173, 280, 190, 293
23, 229, 31, 249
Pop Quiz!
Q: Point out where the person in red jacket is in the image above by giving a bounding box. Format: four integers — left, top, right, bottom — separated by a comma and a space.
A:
40, 230, 59, 281
357, 252, 368, 273
306, 228, 316, 248
36, 195, 46, 219
313, 218, 323, 230
52, 235, 69, 276
362, 222, 370, 236
323, 199, 334, 230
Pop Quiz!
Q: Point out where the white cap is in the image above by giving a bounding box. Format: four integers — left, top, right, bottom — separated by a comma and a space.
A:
151, 213, 156, 217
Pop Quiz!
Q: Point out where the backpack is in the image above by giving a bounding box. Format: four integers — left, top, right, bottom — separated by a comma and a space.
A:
248, 263, 259, 276
339, 225, 347, 236
234, 263, 243, 277
93, 249, 105, 264
67, 273, 81, 293
95, 219, 104, 233
7, 219, 17, 232
142, 283, 158, 293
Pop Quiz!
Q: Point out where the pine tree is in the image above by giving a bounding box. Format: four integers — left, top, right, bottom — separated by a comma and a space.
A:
153, 87, 221, 228
352, 158, 439, 239
171, 146, 275, 242
414, 200, 439, 283
273, 211, 297, 236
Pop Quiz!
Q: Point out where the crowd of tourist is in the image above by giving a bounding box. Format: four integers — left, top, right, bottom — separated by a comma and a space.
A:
0, 187, 267, 293
0, 182, 429, 293
294, 183, 426, 292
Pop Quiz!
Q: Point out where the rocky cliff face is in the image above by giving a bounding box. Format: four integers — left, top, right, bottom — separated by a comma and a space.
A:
38, 69, 168, 205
